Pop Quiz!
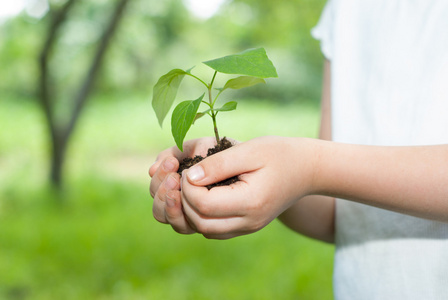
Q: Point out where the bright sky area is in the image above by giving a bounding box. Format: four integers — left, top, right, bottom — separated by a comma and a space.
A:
0, 0, 227, 21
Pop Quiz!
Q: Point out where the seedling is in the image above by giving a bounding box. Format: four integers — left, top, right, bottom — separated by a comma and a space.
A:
152, 48, 278, 151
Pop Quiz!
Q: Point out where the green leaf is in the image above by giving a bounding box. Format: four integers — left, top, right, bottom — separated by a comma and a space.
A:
200, 101, 237, 116
193, 112, 206, 124
203, 48, 278, 78
152, 69, 188, 126
171, 94, 204, 151
214, 101, 237, 112
222, 76, 265, 91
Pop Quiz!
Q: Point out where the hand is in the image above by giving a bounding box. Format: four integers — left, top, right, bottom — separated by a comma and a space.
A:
180, 136, 317, 239
149, 137, 235, 234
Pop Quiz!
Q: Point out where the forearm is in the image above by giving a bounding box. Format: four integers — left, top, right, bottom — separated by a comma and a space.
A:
312, 141, 448, 222
278, 59, 336, 243
278, 194, 335, 243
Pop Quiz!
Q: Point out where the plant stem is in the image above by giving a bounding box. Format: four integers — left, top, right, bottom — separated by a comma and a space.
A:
186, 73, 209, 88
210, 71, 217, 87
211, 112, 220, 145
208, 71, 220, 144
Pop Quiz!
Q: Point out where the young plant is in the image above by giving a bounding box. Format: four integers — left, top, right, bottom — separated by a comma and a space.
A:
152, 47, 278, 151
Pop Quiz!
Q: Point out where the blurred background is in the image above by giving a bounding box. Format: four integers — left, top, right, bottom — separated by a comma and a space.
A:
0, 0, 334, 299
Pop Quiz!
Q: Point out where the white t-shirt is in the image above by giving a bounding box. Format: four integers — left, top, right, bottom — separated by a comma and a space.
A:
312, 1, 448, 299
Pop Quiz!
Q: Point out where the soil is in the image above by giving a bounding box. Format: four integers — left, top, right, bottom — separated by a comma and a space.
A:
177, 137, 239, 190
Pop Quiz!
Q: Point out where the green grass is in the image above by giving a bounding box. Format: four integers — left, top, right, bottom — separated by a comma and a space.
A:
0, 95, 333, 299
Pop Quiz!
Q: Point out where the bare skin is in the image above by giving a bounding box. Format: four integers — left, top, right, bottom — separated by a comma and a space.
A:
277, 59, 335, 243
149, 60, 448, 240
149, 61, 334, 240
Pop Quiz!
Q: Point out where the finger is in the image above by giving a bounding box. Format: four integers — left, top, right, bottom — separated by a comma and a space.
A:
180, 177, 265, 235
181, 137, 218, 158
165, 190, 196, 234
181, 172, 258, 218
185, 142, 262, 187
181, 196, 251, 236
201, 232, 244, 240
149, 144, 185, 177
149, 137, 219, 178
152, 173, 181, 224
150, 157, 179, 198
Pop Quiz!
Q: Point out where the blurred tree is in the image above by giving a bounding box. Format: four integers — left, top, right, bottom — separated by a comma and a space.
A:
0, 0, 325, 101
38, 0, 131, 189
98, 0, 192, 92
226, 0, 326, 101
0, 0, 327, 190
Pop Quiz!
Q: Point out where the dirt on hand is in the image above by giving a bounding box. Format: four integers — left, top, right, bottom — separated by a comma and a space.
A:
177, 137, 239, 190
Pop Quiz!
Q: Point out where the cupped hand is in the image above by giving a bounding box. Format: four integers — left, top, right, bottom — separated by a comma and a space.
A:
149, 137, 238, 234
179, 136, 317, 239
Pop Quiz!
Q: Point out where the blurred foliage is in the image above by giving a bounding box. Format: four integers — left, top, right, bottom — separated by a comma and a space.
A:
0, 95, 332, 299
0, 176, 333, 300
0, 2, 333, 298
0, 0, 326, 103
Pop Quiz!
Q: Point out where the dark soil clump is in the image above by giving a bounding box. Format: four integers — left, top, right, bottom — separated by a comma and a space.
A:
177, 137, 239, 190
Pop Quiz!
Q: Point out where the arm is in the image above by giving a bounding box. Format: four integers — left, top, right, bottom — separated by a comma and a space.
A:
148, 61, 335, 239
151, 62, 448, 239
181, 137, 448, 240
278, 60, 335, 243
181, 59, 448, 237
312, 141, 448, 222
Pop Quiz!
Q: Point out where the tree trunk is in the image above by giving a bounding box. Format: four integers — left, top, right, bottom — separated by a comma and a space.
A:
38, 0, 77, 190
50, 130, 68, 188
38, 0, 131, 190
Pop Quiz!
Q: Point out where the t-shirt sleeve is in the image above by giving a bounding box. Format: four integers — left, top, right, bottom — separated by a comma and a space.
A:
311, 0, 334, 60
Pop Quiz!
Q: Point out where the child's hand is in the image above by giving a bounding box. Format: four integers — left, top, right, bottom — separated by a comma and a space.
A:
149, 137, 236, 234
179, 136, 317, 239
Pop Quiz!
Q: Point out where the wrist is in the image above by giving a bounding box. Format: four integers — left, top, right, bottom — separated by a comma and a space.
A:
307, 139, 351, 199
302, 138, 328, 197
285, 137, 324, 198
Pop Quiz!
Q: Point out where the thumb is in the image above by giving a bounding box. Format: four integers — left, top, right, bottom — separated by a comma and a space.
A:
185, 144, 257, 186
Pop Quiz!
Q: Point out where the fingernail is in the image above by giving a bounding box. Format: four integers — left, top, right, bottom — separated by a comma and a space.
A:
187, 165, 204, 182
165, 175, 178, 190
163, 159, 175, 171
166, 195, 175, 208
